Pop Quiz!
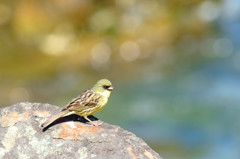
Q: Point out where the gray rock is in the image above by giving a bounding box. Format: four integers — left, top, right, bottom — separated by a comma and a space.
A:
0, 102, 162, 159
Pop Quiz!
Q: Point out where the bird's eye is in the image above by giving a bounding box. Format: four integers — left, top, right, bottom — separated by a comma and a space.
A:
103, 85, 109, 89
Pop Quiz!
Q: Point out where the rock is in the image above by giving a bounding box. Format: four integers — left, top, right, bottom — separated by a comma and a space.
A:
0, 102, 162, 159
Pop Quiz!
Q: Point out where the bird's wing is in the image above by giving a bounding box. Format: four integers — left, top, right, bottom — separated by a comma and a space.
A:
62, 90, 101, 111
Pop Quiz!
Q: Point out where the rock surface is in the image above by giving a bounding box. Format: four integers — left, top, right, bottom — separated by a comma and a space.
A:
0, 102, 161, 159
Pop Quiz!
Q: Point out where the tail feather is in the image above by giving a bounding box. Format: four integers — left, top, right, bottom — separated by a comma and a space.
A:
41, 110, 71, 128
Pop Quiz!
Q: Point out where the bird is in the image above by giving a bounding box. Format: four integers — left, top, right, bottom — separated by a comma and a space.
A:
41, 79, 114, 128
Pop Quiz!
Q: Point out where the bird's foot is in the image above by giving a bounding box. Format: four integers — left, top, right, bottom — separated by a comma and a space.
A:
87, 120, 103, 127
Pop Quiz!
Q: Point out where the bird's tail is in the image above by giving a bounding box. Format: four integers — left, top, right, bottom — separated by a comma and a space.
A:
41, 109, 72, 128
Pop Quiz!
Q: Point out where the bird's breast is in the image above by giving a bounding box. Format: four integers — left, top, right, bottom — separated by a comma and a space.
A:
98, 96, 108, 108
87, 96, 108, 115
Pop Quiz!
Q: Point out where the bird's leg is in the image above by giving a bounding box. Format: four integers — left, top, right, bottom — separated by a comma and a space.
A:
84, 116, 98, 127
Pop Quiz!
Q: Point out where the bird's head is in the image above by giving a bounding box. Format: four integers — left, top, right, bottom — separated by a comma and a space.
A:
91, 79, 114, 97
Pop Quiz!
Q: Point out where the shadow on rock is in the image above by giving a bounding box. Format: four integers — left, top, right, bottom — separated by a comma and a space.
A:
42, 115, 99, 132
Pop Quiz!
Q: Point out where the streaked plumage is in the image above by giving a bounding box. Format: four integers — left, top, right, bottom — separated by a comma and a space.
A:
41, 79, 114, 128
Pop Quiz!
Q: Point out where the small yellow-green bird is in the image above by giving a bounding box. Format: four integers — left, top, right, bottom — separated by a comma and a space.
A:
41, 79, 114, 128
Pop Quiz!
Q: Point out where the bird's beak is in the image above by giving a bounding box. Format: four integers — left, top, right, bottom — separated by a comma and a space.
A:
107, 85, 114, 91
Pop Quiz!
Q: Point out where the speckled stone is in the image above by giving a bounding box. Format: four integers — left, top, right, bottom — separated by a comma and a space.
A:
0, 102, 162, 159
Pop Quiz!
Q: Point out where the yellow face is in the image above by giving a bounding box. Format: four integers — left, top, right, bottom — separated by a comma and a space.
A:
91, 79, 114, 98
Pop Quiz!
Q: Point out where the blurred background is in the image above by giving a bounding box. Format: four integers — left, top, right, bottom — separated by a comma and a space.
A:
0, 0, 240, 158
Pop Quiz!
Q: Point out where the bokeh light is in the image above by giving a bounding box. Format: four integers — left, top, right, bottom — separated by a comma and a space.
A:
0, 0, 240, 159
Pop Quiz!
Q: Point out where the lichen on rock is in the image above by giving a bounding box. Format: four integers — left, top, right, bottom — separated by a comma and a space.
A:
0, 102, 161, 159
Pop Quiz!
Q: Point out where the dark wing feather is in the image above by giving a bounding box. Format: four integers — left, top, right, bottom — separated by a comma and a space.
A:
62, 90, 101, 112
